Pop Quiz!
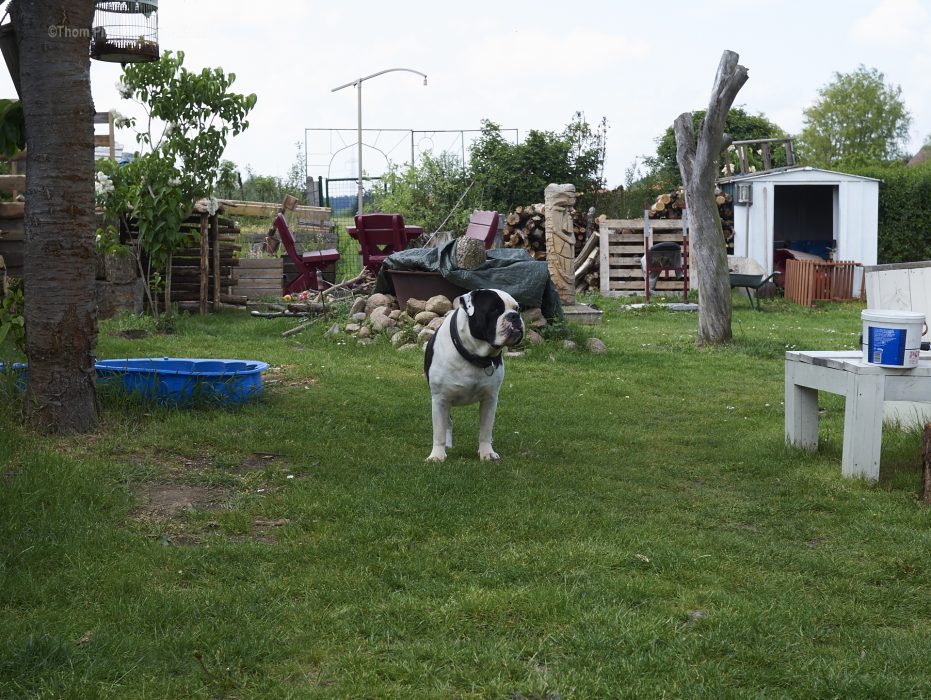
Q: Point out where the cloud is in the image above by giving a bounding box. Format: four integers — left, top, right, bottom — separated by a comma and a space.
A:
851, 0, 929, 47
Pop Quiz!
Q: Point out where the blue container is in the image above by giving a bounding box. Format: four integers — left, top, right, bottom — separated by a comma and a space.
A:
95, 358, 269, 406
0, 362, 27, 391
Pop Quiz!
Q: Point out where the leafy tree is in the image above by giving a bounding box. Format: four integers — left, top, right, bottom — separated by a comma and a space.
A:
647, 107, 787, 187
372, 152, 474, 233
797, 65, 911, 168
469, 114, 606, 211
109, 50, 256, 317
284, 141, 308, 203
215, 159, 241, 199
240, 167, 283, 203
0, 99, 25, 158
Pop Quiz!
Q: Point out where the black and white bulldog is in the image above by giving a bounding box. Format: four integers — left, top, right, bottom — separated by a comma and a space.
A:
423, 289, 524, 462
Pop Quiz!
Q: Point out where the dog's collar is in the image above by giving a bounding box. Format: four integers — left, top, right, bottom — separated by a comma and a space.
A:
449, 309, 502, 375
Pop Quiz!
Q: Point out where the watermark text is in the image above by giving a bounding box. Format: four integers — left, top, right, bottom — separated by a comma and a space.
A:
48, 25, 90, 39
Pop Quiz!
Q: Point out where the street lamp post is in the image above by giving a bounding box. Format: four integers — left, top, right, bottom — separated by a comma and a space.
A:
332, 68, 427, 216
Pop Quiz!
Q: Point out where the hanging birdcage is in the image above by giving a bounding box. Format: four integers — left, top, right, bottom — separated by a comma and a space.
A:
90, 1, 159, 64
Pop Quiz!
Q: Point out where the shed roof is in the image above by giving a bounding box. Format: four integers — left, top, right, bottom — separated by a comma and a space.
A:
908, 146, 931, 167
717, 166, 879, 185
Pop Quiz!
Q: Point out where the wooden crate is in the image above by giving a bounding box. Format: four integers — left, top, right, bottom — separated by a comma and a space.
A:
598, 218, 687, 296
784, 259, 861, 307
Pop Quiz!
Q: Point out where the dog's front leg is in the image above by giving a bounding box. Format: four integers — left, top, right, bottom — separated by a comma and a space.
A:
427, 395, 451, 462
477, 394, 500, 461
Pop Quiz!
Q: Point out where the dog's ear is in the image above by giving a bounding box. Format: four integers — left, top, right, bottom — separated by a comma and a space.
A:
458, 292, 475, 317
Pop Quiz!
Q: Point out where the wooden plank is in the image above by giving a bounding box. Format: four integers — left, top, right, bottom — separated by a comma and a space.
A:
218, 199, 331, 223
606, 233, 645, 244
234, 272, 282, 283
0, 202, 24, 219
602, 218, 683, 230
94, 134, 112, 147
235, 258, 284, 270
599, 228, 610, 295
0, 175, 25, 193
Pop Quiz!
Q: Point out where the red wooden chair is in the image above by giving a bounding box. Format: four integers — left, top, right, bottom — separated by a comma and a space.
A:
462, 210, 499, 249
274, 213, 340, 293
350, 213, 422, 276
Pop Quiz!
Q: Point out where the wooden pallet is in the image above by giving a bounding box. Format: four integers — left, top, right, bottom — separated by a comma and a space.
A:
598, 218, 688, 296
785, 259, 861, 307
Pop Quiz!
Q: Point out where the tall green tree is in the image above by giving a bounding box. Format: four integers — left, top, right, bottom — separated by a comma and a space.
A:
798, 65, 912, 168
648, 107, 787, 187
469, 114, 605, 211
12, 0, 99, 434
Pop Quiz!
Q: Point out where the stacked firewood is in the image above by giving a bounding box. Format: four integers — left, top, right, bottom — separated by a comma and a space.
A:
501, 204, 591, 261
647, 187, 735, 244
574, 230, 600, 293
502, 205, 547, 260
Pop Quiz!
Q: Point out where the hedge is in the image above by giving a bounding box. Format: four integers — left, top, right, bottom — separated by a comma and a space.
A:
848, 162, 931, 263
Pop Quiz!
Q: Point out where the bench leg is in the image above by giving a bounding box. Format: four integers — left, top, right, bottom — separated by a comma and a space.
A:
785, 361, 819, 449
842, 372, 884, 481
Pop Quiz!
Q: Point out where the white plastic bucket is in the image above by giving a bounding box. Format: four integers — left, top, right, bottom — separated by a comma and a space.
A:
861, 309, 926, 368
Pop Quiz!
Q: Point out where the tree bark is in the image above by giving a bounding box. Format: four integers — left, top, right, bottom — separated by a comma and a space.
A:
674, 50, 749, 346
12, 0, 99, 433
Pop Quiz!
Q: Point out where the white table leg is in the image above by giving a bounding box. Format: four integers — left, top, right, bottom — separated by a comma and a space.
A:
842, 371, 885, 481
785, 360, 820, 449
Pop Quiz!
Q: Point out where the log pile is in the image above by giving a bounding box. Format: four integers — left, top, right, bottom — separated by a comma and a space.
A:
574, 231, 600, 293
501, 203, 591, 261
502, 205, 546, 260
647, 187, 734, 250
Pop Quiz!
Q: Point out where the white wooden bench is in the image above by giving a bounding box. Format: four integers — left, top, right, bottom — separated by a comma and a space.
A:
785, 350, 931, 480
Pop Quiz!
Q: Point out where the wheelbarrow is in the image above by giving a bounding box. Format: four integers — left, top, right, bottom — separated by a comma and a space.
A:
729, 271, 780, 310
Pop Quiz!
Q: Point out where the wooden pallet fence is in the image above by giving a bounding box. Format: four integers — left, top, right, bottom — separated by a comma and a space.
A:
169, 213, 244, 310
598, 218, 686, 296
784, 259, 861, 307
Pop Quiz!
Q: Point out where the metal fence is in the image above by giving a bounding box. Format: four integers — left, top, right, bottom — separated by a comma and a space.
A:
323, 176, 381, 280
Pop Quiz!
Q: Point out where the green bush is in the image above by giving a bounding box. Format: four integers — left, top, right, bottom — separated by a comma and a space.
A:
848, 162, 931, 263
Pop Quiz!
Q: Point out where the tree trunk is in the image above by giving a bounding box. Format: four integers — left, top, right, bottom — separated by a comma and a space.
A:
12, 0, 99, 433
674, 50, 749, 346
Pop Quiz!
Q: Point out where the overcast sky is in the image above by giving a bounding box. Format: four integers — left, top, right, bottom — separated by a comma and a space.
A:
3, 0, 930, 190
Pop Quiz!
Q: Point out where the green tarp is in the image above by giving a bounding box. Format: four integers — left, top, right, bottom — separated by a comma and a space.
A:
374, 240, 564, 321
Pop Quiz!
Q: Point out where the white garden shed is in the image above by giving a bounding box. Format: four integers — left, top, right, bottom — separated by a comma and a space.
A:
719, 167, 879, 293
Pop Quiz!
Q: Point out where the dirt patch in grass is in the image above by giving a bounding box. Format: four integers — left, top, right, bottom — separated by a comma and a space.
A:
235, 451, 285, 473
133, 484, 225, 519
130, 483, 287, 546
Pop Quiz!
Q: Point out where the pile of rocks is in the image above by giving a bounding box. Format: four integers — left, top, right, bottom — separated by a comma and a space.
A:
327, 292, 607, 354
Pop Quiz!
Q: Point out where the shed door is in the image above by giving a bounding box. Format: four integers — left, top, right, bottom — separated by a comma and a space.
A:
773, 184, 837, 259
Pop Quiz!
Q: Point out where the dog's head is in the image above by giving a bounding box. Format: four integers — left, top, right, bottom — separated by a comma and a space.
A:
455, 288, 524, 348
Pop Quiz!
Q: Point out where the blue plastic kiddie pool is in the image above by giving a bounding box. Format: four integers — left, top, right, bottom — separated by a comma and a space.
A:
95, 358, 270, 406
2, 358, 269, 406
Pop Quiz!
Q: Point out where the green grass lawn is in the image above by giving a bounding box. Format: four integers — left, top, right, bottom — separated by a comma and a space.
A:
2, 295, 930, 698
